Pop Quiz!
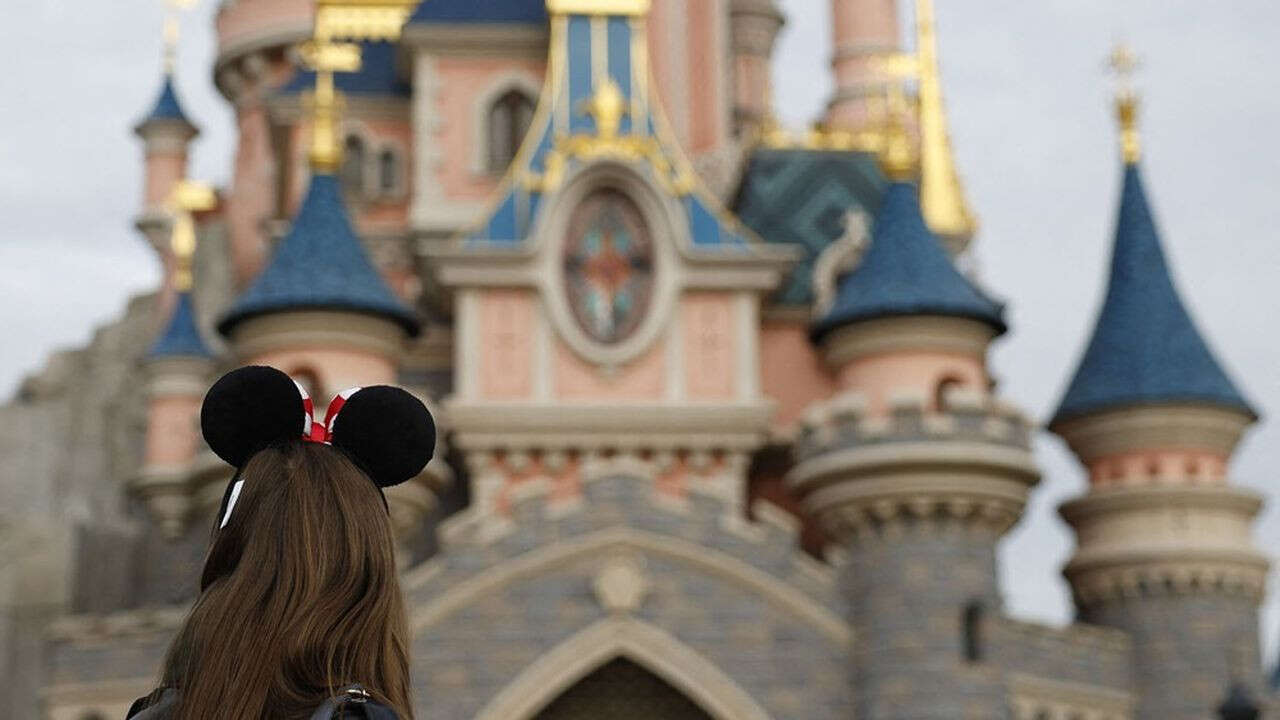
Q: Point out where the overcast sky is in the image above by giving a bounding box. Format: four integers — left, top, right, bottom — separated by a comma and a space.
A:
2, 0, 1278, 662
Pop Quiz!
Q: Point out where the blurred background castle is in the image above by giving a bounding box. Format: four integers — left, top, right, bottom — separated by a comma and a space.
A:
0, 0, 1274, 718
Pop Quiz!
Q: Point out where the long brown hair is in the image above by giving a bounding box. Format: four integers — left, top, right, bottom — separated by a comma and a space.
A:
157, 441, 413, 719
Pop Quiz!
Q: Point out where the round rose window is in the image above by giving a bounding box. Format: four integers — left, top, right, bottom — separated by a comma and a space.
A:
563, 189, 655, 344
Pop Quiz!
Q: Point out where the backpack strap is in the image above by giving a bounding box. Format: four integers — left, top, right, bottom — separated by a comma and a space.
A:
309, 685, 398, 720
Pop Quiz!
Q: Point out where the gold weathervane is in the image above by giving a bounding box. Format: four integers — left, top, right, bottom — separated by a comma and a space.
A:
167, 181, 217, 292
1108, 42, 1142, 164
304, 0, 418, 172
162, 0, 199, 74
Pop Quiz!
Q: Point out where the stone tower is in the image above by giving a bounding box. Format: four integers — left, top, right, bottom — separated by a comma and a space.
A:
134, 73, 199, 318
135, 182, 218, 538
1050, 65, 1267, 720
789, 126, 1039, 719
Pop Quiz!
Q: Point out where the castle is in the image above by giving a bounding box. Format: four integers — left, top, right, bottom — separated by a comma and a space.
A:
0, 0, 1271, 718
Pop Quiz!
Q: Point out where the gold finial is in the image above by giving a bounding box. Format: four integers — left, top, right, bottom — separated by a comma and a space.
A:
583, 78, 627, 140
304, 1, 418, 172
167, 181, 216, 291
1108, 42, 1142, 164
869, 53, 919, 181
878, 81, 918, 181
162, 0, 198, 75
914, 0, 977, 241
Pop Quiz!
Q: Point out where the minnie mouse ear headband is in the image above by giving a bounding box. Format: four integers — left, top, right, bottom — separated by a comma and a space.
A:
201, 366, 436, 528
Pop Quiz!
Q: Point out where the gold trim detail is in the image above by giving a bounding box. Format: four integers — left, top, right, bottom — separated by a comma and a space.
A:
546, 0, 652, 16
167, 180, 216, 291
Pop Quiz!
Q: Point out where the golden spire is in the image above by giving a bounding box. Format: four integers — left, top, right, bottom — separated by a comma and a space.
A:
303, 1, 418, 172
161, 0, 197, 75
914, 0, 977, 242
167, 181, 217, 291
1108, 42, 1142, 164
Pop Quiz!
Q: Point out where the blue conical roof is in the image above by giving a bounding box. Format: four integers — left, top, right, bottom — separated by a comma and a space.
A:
811, 181, 1006, 341
1051, 165, 1253, 424
149, 291, 213, 359
137, 75, 195, 130
218, 174, 420, 337
409, 0, 546, 24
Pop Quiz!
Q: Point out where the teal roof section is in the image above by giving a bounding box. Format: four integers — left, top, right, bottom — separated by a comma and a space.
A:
409, 0, 547, 24
732, 148, 885, 304
811, 181, 1006, 342
136, 75, 196, 132
149, 292, 213, 359
218, 174, 420, 337
1051, 164, 1253, 423
463, 10, 754, 249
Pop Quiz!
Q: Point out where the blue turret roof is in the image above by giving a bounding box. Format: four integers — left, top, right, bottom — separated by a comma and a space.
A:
811, 181, 1006, 341
1051, 164, 1253, 424
137, 75, 195, 130
408, 0, 547, 24
149, 291, 213, 359
217, 174, 420, 337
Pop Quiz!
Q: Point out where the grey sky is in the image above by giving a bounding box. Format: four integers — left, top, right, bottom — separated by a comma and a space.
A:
2, 0, 1278, 661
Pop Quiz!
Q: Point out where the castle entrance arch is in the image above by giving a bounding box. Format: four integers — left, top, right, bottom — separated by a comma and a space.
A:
534, 657, 713, 720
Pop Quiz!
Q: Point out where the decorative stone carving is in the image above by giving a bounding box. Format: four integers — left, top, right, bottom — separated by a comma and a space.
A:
592, 555, 650, 614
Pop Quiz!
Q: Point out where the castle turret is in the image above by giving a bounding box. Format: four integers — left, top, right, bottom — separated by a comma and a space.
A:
217, 2, 444, 545
134, 28, 199, 317
729, 0, 785, 137
1050, 48, 1266, 720
136, 182, 218, 538
789, 113, 1037, 719
825, 0, 901, 132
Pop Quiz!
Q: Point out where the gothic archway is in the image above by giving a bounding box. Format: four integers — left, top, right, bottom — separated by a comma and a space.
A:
471, 617, 773, 720
534, 657, 713, 720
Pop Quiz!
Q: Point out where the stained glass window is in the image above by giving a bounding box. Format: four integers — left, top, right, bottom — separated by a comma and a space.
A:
563, 189, 654, 344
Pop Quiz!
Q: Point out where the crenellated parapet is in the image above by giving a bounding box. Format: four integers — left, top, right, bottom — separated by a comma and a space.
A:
789, 389, 1038, 540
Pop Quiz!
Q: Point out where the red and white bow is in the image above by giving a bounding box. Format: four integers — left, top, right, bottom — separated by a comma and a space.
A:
297, 382, 363, 445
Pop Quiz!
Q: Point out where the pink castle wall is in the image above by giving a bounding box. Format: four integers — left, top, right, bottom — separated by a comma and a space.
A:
682, 293, 737, 401
837, 351, 987, 416
144, 395, 202, 467
248, 347, 397, 401
144, 153, 187, 209
433, 58, 546, 202
760, 321, 836, 432
554, 338, 666, 400
479, 289, 535, 400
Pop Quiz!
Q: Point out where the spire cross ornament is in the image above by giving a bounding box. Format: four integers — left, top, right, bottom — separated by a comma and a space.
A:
1107, 42, 1143, 163
162, 0, 198, 75
304, 0, 418, 172
167, 181, 216, 291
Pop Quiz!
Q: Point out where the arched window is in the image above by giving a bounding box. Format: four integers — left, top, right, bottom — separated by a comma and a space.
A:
962, 600, 984, 662
934, 374, 965, 411
488, 89, 536, 172
341, 134, 366, 196
378, 147, 399, 196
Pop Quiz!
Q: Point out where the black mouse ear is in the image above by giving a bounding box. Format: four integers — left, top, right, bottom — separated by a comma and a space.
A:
201, 366, 309, 468
327, 386, 435, 488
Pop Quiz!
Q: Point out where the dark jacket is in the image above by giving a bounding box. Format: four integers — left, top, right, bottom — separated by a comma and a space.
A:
126, 686, 398, 719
